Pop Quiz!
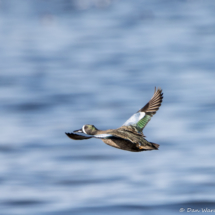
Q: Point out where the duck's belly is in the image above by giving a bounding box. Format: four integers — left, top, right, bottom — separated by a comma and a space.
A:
101, 139, 142, 152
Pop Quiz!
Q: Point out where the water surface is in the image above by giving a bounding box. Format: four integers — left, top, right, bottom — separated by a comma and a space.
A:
0, 0, 215, 214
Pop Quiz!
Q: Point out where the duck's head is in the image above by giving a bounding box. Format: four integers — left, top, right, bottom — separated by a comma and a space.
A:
74, 124, 98, 135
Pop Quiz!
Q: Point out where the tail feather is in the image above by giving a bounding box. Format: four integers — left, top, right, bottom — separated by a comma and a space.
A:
151, 142, 159, 149
138, 142, 160, 151
141, 138, 160, 150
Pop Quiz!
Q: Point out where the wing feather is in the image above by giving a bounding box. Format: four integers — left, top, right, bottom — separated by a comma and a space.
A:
65, 132, 122, 141
65, 132, 92, 140
122, 87, 163, 132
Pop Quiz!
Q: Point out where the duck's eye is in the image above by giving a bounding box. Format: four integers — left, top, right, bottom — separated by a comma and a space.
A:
84, 125, 88, 130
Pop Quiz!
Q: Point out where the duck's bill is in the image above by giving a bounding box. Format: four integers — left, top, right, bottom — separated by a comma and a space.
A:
73, 129, 83, 133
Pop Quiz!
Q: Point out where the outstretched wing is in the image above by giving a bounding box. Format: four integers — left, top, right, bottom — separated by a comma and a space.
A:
65, 132, 121, 140
122, 87, 163, 132
65, 132, 92, 140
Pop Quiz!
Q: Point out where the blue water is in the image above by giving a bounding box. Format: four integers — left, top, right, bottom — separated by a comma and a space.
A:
1, 0, 215, 214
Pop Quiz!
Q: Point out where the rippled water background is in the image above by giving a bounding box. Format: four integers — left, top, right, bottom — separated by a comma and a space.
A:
1, 0, 215, 214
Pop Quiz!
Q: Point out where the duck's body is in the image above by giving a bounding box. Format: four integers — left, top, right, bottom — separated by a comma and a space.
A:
66, 87, 163, 152
85, 126, 159, 152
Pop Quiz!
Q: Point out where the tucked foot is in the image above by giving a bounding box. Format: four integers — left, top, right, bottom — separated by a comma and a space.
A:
136, 142, 159, 150
136, 142, 144, 149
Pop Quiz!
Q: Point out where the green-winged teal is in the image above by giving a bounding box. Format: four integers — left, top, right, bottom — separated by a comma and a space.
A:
66, 87, 163, 152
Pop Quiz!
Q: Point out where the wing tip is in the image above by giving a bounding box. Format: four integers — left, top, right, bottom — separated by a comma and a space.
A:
155, 86, 163, 93
139, 87, 163, 114
65, 132, 72, 138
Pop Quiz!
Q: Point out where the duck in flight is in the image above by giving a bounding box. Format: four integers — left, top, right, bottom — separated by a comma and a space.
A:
66, 87, 163, 152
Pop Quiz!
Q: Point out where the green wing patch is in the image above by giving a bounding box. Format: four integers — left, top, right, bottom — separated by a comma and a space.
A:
136, 115, 151, 130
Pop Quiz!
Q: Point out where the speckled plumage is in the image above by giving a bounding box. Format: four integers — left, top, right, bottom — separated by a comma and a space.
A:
66, 87, 163, 152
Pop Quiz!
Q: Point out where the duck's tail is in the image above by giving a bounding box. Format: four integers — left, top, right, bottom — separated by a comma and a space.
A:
151, 142, 160, 150
138, 140, 160, 150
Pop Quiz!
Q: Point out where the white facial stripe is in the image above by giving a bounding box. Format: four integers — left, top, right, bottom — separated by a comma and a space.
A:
82, 125, 87, 134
